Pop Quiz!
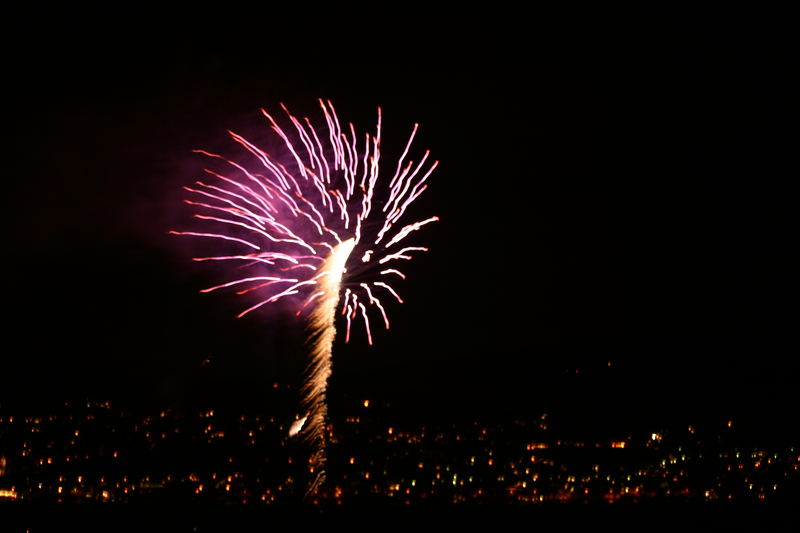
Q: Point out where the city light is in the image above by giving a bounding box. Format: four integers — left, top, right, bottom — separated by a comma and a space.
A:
0, 401, 797, 504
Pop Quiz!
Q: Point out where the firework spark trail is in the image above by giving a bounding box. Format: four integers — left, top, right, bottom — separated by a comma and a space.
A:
301, 238, 355, 492
172, 100, 438, 497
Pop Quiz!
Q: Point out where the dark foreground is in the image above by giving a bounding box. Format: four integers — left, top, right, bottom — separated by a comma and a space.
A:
1, 400, 798, 530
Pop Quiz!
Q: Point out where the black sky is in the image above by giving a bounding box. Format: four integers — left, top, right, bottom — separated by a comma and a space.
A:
3, 14, 796, 433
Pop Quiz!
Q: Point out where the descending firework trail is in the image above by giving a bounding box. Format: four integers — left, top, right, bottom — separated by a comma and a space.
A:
172, 100, 438, 495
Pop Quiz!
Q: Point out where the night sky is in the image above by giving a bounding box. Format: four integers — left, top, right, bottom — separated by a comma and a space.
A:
4, 16, 796, 437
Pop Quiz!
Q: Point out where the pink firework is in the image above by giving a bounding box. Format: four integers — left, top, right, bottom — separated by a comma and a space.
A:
171, 99, 438, 494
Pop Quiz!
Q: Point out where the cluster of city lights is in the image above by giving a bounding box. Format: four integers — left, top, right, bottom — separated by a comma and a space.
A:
1, 400, 797, 504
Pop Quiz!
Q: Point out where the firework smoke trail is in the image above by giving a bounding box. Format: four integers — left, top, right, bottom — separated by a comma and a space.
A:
172, 100, 438, 497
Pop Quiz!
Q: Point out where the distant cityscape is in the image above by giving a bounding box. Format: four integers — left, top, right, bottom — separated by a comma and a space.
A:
0, 397, 797, 504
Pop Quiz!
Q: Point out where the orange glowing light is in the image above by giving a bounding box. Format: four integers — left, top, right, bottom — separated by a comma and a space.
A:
526, 443, 548, 450
611, 441, 627, 449
363, 400, 370, 408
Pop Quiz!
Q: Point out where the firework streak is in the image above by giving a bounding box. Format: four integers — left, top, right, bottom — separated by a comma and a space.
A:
171, 100, 439, 496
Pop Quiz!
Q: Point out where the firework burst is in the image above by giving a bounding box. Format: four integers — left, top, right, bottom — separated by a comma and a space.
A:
172, 99, 438, 496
